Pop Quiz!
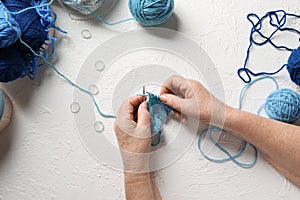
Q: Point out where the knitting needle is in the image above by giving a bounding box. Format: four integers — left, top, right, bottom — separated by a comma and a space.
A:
142, 85, 146, 102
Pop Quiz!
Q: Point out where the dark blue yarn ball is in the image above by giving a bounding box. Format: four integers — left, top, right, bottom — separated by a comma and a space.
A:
287, 47, 300, 86
0, 0, 50, 82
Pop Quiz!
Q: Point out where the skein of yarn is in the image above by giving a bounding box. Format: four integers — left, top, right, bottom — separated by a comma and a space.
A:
0, 0, 63, 82
265, 88, 300, 123
237, 10, 300, 86
0, 1, 21, 48
287, 47, 300, 86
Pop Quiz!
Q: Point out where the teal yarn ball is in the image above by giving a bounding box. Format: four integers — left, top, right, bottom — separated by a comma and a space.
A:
265, 88, 300, 123
128, 0, 174, 26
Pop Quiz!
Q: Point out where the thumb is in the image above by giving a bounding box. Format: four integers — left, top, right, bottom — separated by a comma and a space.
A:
137, 102, 150, 127
160, 94, 185, 112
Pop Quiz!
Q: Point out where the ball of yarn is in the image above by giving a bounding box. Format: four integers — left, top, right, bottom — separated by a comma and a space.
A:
0, 0, 53, 82
287, 47, 300, 86
128, 0, 174, 26
0, 1, 21, 48
265, 88, 300, 123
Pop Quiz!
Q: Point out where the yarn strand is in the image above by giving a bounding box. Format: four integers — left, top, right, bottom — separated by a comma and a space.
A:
4, 1, 115, 118
197, 77, 279, 168
238, 10, 300, 83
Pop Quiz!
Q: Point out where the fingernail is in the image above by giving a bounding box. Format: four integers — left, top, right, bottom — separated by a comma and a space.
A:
160, 95, 167, 102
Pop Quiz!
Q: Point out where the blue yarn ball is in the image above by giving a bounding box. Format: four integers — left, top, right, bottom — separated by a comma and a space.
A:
265, 88, 300, 123
0, 1, 21, 48
287, 47, 300, 86
128, 0, 174, 26
0, 0, 51, 82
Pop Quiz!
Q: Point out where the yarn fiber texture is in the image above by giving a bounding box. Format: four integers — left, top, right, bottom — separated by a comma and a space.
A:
265, 88, 300, 123
128, 0, 174, 26
287, 47, 300, 86
147, 93, 172, 135
0, 1, 21, 48
0, 0, 55, 82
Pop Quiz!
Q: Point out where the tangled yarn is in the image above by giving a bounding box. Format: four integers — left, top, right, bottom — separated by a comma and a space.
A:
265, 88, 300, 123
237, 10, 300, 86
287, 47, 300, 86
0, 0, 63, 82
128, 0, 174, 26
0, 1, 21, 48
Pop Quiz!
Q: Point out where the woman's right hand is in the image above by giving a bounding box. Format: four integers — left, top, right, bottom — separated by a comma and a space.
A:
160, 75, 232, 126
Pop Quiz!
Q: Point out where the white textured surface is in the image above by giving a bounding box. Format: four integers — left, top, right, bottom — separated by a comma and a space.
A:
1, 0, 300, 199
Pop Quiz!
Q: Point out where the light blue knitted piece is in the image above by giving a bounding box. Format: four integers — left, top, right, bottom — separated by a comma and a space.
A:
147, 93, 172, 146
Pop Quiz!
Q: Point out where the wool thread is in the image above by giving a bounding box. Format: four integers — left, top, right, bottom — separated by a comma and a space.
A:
62, 0, 174, 26
0, 1, 21, 48
0, 0, 66, 82
2, 0, 114, 118
237, 10, 300, 86
198, 75, 300, 167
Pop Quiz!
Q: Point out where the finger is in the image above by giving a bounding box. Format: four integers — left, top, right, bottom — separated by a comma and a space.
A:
137, 102, 150, 127
160, 75, 190, 96
129, 96, 144, 113
160, 93, 185, 112
128, 96, 144, 121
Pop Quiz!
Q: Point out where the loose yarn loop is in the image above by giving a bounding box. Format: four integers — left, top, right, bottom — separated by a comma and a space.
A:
265, 88, 300, 123
198, 127, 258, 168
237, 10, 300, 85
128, 0, 174, 26
287, 47, 300, 86
0, 1, 21, 48
0, 0, 65, 82
197, 76, 281, 168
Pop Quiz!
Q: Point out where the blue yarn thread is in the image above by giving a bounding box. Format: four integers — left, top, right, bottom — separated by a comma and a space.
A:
62, 0, 174, 26
0, 1, 21, 48
198, 127, 258, 168
198, 75, 300, 167
0, 0, 66, 82
197, 76, 280, 168
3, 0, 115, 119
237, 10, 300, 85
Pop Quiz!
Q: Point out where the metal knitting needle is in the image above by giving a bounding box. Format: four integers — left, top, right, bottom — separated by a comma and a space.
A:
142, 85, 146, 102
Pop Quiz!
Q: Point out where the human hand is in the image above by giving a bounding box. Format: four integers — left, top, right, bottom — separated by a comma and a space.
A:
114, 96, 151, 172
160, 75, 232, 126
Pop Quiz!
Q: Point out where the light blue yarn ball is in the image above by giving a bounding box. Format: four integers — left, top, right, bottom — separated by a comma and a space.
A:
128, 0, 174, 26
265, 88, 300, 123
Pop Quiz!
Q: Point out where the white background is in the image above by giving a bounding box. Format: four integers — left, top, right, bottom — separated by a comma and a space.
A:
1, 0, 300, 199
